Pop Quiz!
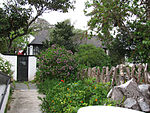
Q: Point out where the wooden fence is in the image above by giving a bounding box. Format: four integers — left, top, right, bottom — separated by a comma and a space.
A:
79, 64, 150, 87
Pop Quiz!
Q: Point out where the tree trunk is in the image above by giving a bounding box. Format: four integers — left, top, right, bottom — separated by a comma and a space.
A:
148, 0, 150, 20
146, 0, 150, 20
7, 39, 13, 53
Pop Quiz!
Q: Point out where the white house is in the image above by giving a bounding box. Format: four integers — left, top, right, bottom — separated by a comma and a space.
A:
27, 30, 50, 55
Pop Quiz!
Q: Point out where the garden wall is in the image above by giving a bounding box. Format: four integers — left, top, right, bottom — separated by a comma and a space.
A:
0, 54, 37, 81
0, 85, 10, 113
28, 56, 37, 81
0, 54, 17, 80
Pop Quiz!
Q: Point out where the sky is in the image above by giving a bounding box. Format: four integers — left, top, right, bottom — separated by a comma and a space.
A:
0, 0, 90, 30
40, 0, 90, 30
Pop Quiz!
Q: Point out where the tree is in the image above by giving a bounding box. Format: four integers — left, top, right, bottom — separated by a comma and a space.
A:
0, 35, 30, 54
85, 0, 150, 64
43, 20, 78, 52
0, 0, 75, 53
0, 38, 7, 53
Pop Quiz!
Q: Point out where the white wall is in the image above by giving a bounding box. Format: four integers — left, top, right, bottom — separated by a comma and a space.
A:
0, 85, 10, 113
0, 54, 17, 81
28, 56, 37, 81
0, 54, 37, 81
27, 45, 33, 55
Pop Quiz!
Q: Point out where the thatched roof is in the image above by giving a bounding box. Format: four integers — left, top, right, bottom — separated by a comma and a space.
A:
30, 30, 50, 45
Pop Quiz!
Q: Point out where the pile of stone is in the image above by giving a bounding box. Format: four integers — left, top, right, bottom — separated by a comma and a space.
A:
107, 79, 150, 112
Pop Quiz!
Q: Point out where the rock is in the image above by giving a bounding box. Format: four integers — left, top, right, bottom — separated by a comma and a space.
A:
131, 104, 141, 111
124, 98, 141, 111
107, 89, 112, 98
108, 79, 150, 112
110, 79, 142, 101
124, 98, 137, 108
138, 97, 150, 112
111, 87, 124, 101
138, 84, 150, 99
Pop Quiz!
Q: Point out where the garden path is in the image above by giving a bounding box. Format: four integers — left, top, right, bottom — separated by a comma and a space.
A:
7, 83, 43, 113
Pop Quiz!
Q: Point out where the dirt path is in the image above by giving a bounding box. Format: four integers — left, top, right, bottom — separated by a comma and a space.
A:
7, 83, 43, 113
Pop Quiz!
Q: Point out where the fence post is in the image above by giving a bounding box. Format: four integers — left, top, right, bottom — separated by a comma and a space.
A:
111, 67, 117, 87
119, 64, 125, 85
144, 63, 148, 84
126, 66, 131, 80
97, 67, 101, 82
88, 68, 92, 77
106, 67, 110, 82
92, 67, 97, 78
131, 65, 136, 80
101, 67, 106, 83
137, 64, 143, 83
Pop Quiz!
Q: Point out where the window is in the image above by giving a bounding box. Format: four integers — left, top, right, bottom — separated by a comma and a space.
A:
33, 46, 40, 55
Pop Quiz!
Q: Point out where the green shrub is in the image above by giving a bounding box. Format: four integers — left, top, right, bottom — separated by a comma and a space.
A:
36, 45, 78, 81
75, 44, 111, 68
0, 56, 12, 76
38, 78, 111, 113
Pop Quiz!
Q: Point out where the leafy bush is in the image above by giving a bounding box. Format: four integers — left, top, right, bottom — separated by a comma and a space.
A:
75, 44, 111, 68
36, 45, 78, 81
38, 78, 111, 113
0, 56, 12, 75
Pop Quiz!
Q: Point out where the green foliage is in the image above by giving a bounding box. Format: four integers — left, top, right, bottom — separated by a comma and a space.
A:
36, 45, 78, 82
43, 20, 77, 53
11, 35, 30, 54
127, 21, 150, 64
0, 0, 74, 53
37, 78, 111, 113
109, 38, 127, 66
0, 38, 7, 53
0, 56, 12, 76
75, 44, 111, 67
85, 0, 150, 64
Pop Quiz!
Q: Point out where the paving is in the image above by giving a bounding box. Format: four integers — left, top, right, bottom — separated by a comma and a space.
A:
7, 83, 44, 113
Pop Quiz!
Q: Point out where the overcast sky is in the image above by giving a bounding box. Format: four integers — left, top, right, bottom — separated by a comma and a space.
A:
0, 0, 90, 30
40, 0, 90, 30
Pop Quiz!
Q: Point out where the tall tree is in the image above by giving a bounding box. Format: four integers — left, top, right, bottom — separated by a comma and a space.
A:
85, 0, 150, 64
0, 0, 75, 53
43, 20, 77, 52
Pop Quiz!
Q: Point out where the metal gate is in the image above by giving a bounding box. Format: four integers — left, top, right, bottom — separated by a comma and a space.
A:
17, 56, 28, 81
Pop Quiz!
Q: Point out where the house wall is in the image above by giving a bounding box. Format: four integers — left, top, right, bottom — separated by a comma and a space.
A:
27, 45, 33, 55
0, 84, 10, 113
29, 45, 33, 55
28, 56, 37, 81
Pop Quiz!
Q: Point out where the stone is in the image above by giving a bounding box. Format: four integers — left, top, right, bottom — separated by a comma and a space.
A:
138, 97, 150, 112
107, 89, 112, 98
131, 104, 141, 111
124, 98, 141, 111
108, 79, 150, 112
111, 87, 124, 101
124, 98, 137, 108
138, 84, 150, 99
110, 79, 142, 101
